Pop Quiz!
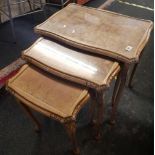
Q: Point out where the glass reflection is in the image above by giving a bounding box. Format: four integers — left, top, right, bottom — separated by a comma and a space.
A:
36, 42, 98, 74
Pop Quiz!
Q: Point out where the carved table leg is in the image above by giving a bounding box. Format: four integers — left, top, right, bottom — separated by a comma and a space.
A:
64, 121, 80, 155
88, 89, 97, 125
111, 71, 122, 106
110, 63, 129, 125
16, 99, 41, 132
128, 63, 138, 88
93, 89, 105, 140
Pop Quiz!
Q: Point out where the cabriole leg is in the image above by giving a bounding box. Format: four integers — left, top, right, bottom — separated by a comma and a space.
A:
110, 63, 129, 125
128, 63, 138, 88
64, 121, 80, 155
93, 89, 105, 140
16, 99, 41, 132
88, 89, 97, 125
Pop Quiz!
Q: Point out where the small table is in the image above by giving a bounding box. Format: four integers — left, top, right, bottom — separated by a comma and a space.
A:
34, 3, 153, 123
7, 64, 90, 154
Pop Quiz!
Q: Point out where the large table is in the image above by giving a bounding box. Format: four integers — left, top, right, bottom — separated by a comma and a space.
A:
34, 3, 153, 123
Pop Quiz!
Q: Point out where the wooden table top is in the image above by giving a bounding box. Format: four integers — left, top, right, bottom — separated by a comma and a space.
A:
35, 3, 153, 64
7, 64, 90, 121
22, 38, 120, 89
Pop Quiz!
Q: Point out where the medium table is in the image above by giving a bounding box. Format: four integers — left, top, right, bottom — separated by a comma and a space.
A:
22, 37, 120, 138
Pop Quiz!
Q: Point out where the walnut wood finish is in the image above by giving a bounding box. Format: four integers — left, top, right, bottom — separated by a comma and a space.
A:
88, 88, 105, 139
7, 64, 90, 123
97, 4, 153, 124
88, 89, 97, 124
128, 63, 138, 88
35, 3, 153, 64
110, 63, 130, 124
22, 38, 120, 90
7, 64, 90, 154
34, 4, 153, 124
94, 89, 105, 140
22, 38, 120, 137
64, 121, 80, 155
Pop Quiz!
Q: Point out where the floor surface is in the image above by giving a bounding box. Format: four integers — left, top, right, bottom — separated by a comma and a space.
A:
0, 0, 154, 155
